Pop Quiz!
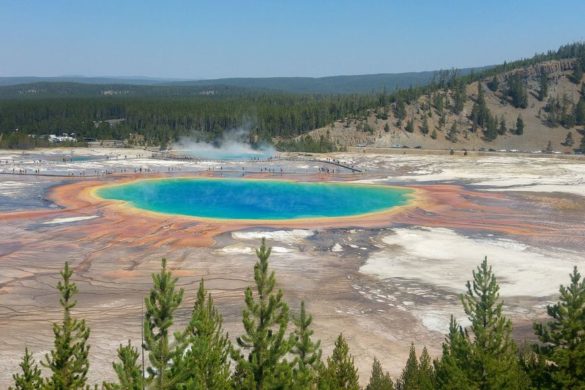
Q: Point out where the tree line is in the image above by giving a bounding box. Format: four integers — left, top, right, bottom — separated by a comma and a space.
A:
0, 93, 381, 149
9, 239, 585, 389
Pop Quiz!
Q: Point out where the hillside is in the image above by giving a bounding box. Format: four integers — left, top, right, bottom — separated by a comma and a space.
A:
300, 58, 585, 154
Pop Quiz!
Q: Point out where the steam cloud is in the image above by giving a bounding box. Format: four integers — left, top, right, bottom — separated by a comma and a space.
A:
171, 127, 276, 160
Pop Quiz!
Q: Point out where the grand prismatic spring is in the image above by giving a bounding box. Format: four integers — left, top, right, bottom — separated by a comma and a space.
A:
96, 178, 413, 220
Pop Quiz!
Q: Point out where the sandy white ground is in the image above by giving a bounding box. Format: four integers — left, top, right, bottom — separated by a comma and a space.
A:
42, 216, 99, 224
232, 229, 315, 244
360, 227, 581, 297
341, 153, 585, 196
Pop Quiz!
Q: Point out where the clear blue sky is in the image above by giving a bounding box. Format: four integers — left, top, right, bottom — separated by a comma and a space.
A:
1, 0, 584, 79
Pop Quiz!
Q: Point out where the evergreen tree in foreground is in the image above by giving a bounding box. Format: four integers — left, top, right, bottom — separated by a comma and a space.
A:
179, 279, 232, 389
436, 257, 528, 389
291, 300, 323, 388
434, 317, 475, 389
398, 343, 419, 389
42, 262, 91, 389
366, 358, 394, 390
397, 343, 434, 389
10, 348, 43, 390
143, 258, 185, 389
104, 341, 143, 390
233, 238, 293, 389
417, 347, 435, 390
463, 257, 527, 388
320, 334, 360, 390
533, 266, 585, 388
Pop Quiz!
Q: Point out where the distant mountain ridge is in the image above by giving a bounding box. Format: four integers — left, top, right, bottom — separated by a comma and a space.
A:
166, 68, 485, 94
0, 67, 486, 97
0, 76, 186, 87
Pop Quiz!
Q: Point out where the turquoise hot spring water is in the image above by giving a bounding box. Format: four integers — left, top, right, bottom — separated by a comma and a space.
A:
96, 178, 412, 220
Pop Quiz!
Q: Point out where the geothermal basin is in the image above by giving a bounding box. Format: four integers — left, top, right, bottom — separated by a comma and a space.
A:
1, 147, 585, 387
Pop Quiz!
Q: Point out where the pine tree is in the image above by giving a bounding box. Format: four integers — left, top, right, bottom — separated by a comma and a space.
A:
42, 262, 91, 389
399, 343, 419, 389
471, 85, 484, 130
520, 344, 552, 389
320, 334, 359, 390
576, 98, 585, 125
431, 129, 437, 140
10, 348, 43, 390
461, 257, 528, 389
563, 132, 574, 147
538, 72, 549, 101
434, 317, 475, 389
291, 301, 323, 388
179, 279, 232, 389
438, 113, 446, 129
515, 115, 524, 135
405, 119, 415, 133
507, 74, 528, 108
143, 258, 185, 389
233, 238, 293, 389
487, 76, 499, 92
483, 114, 498, 141
572, 59, 583, 84
420, 117, 429, 135
498, 116, 507, 135
452, 81, 466, 114
447, 122, 458, 143
418, 347, 435, 390
395, 98, 406, 122
433, 93, 444, 113
104, 341, 143, 390
436, 258, 528, 389
366, 358, 394, 390
533, 267, 585, 388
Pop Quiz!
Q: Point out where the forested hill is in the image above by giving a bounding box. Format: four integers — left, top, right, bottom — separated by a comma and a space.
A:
0, 68, 484, 98
0, 93, 382, 149
1, 42, 584, 152
299, 42, 585, 154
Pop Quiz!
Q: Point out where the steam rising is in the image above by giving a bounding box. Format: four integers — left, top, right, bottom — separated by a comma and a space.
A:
171, 127, 276, 161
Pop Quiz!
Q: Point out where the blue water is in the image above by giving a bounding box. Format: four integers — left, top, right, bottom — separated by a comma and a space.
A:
97, 178, 412, 220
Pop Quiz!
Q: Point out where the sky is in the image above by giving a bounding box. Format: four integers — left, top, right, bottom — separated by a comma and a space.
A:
1, 0, 584, 79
